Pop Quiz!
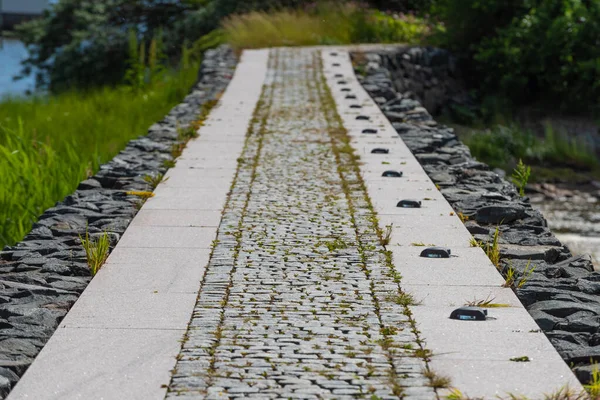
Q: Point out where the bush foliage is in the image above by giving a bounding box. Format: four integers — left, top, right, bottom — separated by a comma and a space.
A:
432, 0, 600, 113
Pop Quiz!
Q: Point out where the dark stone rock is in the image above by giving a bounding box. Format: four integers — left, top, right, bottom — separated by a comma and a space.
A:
574, 364, 597, 383
0, 367, 18, 384
529, 309, 560, 330
0, 375, 11, 398
0, 339, 38, 358
500, 244, 562, 262
546, 330, 591, 346
577, 279, 600, 295
415, 153, 451, 165
556, 314, 600, 333
77, 179, 102, 190
564, 345, 600, 363
529, 300, 599, 318
475, 205, 526, 224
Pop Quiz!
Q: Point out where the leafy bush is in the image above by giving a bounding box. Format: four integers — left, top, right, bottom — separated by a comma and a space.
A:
15, 0, 206, 92
432, 0, 600, 112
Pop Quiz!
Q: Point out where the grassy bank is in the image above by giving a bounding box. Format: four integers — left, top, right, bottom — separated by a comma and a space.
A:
0, 64, 199, 247
443, 119, 600, 182
223, 3, 437, 50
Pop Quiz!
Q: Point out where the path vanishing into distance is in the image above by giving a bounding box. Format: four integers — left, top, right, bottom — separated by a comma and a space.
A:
7, 48, 586, 399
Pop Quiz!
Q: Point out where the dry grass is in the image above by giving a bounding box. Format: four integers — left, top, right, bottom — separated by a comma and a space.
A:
223, 3, 435, 51
224, 8, 351, 49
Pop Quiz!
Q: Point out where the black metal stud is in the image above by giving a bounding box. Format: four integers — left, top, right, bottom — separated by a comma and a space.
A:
356, 115, 370, 121
396, 199, 421, 208
333, 63, 341, 67
334, 74, 343, 78
338, 80, 348, 85
371, 148, 389, 154
345, 94, 357, 99
420, 247, 451, 258
450, 307, 487, 321
350, 105, 362, 109
362, 128, 378, 134
341, 88, 351, 92
331, 52, 338, 56
382, 170, 402, 177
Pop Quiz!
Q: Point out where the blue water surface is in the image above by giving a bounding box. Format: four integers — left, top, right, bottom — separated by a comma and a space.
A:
0, 38, 36, 97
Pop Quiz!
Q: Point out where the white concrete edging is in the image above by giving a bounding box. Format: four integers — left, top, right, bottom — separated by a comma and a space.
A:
321, 49, 584, 399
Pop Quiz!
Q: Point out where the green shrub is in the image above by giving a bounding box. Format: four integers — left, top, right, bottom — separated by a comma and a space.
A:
432, 0, 600, 112
15, 0, 207, 92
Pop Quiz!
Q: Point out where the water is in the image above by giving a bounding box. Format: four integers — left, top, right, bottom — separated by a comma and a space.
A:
0, 39, 36, 97
530, 187, 600, 270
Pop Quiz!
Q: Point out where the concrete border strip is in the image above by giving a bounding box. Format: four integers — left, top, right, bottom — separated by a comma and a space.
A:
321, 49, 584, 398
7, 49, 270, 400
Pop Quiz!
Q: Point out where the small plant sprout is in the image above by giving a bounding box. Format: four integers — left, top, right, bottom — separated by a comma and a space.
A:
457, 212, 470, 222
423, 368, 451, 389
585, 362, 600, 397
484, 226, 501, 268
381, 224, 393, 246
465, 295, 510, 308
445, 388, 469, 400
512, 158, 531, 197
177, 125, 198, 141
162, 159, 176, 168
510, 356, 530, 362
411, 242, 426, 246
503, 260, 536, 289
126, 190, 155, 209
126, 190, 155, 200
143, 172, 168, 189
80, 230, 110, 276
323, 237, 349, 252
469, 237, 480, 247
386, 292, 419, 306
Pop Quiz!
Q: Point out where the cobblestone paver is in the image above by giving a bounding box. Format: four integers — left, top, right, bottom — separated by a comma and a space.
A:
166, 48, 435, 399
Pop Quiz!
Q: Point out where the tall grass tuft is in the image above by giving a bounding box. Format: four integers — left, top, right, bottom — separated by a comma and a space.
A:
80, 230, 111, 276
460, 122, 598, 174
0, 64, 199, 247
223, 3, 436, 50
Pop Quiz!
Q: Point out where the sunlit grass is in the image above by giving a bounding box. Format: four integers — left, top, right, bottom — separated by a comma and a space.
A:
223, 3, 436, 50
80, 229, 110, 276
0, 64, 199, 247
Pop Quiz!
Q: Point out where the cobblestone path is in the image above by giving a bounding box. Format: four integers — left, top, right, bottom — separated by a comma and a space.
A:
167, 48, 435, 399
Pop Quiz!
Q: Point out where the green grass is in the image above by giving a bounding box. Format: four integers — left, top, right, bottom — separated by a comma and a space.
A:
464, 295, 510, 308
484, 226, 501, 268
80, 229, 110, 276
585, 363, 600, 398
503, 260, 536, 289
0, 64, 199, 247
447, 120, 600, 181
222, 3, 437, 50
